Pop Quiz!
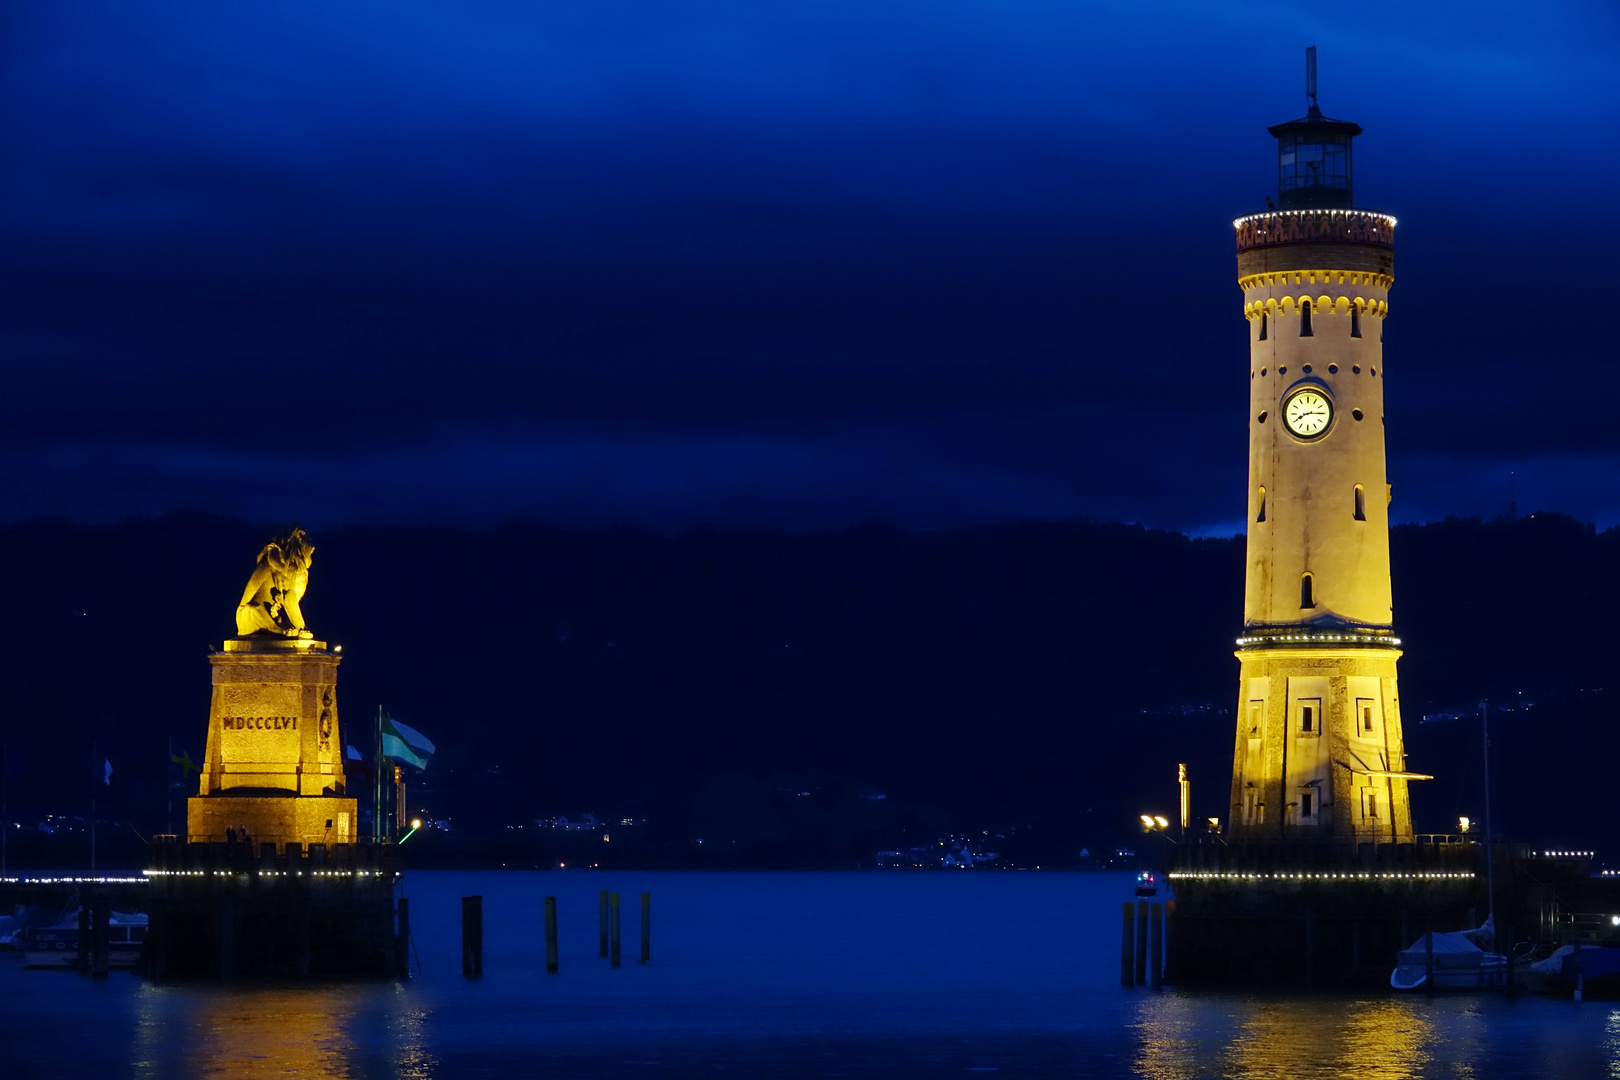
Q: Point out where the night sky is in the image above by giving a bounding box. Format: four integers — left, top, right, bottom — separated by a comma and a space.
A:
4, 2, 1617, 535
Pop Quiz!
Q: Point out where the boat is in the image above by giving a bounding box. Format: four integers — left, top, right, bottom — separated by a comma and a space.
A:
1392, 703, 1513, 993
1523, 944, 1620, 998
20, 909, 148, 969
1390, 920, 1509, 991
1134, 872, 1158, 897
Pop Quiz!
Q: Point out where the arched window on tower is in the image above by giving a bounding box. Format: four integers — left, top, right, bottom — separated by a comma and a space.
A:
1256, 486, 1266, 523
1354, 485, 1366, 521
1300, 300, 1314, 337
1258, 313, 1268, 341
1350, 306, 1362, 339
1300, 572, 1315, 609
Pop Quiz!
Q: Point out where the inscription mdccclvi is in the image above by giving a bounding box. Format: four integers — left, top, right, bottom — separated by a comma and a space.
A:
221, 716, 298, 731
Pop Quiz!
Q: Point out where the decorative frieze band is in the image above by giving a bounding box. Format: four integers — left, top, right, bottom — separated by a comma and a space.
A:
1243, 295, 1389, 320
1233, 209, 1397, 253
1239, 270, 1394, 291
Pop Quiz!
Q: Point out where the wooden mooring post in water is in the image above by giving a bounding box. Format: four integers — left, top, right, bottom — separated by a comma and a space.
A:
1121, 900, 1168, 989
462, 895, 483, 978
396, 897, 411, 979
76, 905, 90, 974
91, 893, 111, 979
610, 892, 622, 968
1120, 902, 1135, 987
1134, 901, 1149, 985
599, 889, 610, 957
640, 892, 651, 964
1424, 926, 1435, 997
544, 896, 559, 973
1149, 903, 1163, 991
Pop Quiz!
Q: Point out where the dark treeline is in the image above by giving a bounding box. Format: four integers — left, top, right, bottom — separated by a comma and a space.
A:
0, 512, 1614, 869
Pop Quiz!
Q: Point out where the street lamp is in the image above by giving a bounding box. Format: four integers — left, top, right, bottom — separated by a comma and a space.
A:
1141, 814, 1173, 838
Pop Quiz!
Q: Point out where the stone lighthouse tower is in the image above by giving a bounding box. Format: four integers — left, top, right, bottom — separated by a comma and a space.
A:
1227, 49, 1425, 843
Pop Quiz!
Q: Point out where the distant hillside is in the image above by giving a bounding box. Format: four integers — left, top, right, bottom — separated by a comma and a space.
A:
0, 512, 1614, 868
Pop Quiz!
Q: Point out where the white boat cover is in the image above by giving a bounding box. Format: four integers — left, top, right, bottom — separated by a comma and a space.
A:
1396, 931, 1496, 969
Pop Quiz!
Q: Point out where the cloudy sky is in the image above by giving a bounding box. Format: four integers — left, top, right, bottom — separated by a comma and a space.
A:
3, 1, 1617, 534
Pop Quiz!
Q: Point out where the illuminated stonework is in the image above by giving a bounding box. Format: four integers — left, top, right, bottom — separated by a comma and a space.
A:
1238, 270, 1395, 291
188, 530, 356, 851
1243, 295, 1390, 321
1227, 101, 1423, 845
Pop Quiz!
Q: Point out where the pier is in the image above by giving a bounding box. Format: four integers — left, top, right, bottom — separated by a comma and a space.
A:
140, 836, 400, 979
1166, 838, 1620, 985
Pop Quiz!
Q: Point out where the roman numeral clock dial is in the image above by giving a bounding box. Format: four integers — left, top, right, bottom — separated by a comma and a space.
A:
1283, 388, 1332, 438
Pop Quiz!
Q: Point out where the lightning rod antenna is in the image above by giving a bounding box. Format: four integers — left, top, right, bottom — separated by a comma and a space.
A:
1306, 45, 1318, 108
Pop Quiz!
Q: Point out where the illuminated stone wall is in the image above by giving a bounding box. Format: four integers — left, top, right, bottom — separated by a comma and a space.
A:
188, 637, 356, 849
1227, 203, 1416, 843
1229, 647, 1412, 842
1240, 263, 1395, 628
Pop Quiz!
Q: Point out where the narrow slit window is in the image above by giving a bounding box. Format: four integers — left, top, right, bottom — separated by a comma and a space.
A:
1258, 312, 1268, 341
1300, 705, 1313, 733
1354, 485, 1366, 521
1300, 300, 1314, 337
1256, 486, 1267, 523
1300, 791, 1314, 818
1362, 704, 1374, 732
1350, 306, 1362, 338
1300, 572, 1315, 609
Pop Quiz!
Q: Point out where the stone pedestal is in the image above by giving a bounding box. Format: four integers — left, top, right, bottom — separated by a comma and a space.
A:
188, 635, 356, 851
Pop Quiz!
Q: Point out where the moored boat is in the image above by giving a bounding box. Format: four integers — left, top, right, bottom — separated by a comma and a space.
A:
20, 910, 148, 969
1523, 944, 1620, 999
1390, 922, 1509, 991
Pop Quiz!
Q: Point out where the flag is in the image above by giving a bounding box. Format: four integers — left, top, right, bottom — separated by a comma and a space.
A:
345, 744, 374, 783
102, 758, 114, 786
170, 746, 200, 781
381, 716, 435, 770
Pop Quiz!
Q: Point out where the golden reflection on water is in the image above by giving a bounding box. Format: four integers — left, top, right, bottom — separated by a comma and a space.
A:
1134, 993, 1462, 1080
1605, 1008, 1620, 1079
1131, 993, 1209, 1080
131, 983, 432, 1080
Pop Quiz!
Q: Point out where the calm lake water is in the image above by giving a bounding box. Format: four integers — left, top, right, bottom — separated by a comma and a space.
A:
4, 871, 1618, 1078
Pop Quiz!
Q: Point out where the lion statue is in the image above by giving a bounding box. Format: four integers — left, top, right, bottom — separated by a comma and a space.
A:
235, 526, 316, 638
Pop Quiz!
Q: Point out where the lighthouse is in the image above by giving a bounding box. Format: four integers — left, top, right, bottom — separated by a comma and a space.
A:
1226, 49, 1426, 844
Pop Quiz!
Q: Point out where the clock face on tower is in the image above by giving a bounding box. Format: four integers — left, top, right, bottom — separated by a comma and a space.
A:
1283, 388, 1333, 438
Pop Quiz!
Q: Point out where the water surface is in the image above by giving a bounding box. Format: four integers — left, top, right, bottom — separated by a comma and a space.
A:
5, 871, 1616, 1078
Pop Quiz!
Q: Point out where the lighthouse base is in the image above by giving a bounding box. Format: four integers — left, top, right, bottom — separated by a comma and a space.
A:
1166, 840, 1620, 986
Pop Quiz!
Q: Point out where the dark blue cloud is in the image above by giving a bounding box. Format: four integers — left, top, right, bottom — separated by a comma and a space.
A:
2, 1, 1617, 532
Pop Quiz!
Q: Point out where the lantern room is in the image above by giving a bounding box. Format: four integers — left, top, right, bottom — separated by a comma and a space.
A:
1267, 47, 1362, 211
1269, 106, 1361, 210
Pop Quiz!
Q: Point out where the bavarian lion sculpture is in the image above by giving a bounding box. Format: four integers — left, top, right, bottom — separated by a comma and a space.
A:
235, 526, 315, 637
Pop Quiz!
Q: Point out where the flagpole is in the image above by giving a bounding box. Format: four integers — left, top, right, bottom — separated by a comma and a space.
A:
167, 737, 174, 837
90, 740, 97, 873
2, 739, 9, 879
375, 705, 383, 843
